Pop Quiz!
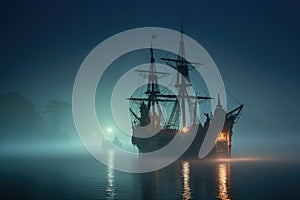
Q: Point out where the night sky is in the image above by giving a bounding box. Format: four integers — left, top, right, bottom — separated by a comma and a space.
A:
1, 0, 299, 158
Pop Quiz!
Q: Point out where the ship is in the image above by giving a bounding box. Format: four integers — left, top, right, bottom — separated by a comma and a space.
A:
112, 136, 122, 148
127, 22, 244, 159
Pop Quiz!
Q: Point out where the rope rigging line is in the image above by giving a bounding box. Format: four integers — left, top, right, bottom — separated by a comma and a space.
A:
196, 62, 242, 106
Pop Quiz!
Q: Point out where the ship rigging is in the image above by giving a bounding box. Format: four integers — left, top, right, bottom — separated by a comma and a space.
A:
127, 18, 244, 158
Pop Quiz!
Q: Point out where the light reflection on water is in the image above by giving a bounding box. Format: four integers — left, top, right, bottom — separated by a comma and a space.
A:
106, 150, 117, 200
216, 162, 231, 200
104, 153, 233, 200
180, 160, 232, 200
181, 161, 191, 200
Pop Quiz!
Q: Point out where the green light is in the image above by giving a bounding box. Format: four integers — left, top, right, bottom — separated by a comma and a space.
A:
107, 128, 113, 133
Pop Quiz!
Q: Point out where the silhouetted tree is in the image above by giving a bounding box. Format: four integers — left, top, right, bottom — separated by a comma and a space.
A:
44, 100, 76, 140
0, 92, 45, 140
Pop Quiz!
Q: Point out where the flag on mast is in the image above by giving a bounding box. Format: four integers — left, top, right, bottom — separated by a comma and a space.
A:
151, 34, 157, 39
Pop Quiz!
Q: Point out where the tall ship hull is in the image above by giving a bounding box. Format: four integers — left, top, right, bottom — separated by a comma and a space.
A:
131, 104, 243, 159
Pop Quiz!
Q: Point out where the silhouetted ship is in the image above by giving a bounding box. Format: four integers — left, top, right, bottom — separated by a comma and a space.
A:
103, 136, 122, 149
112, 136, 122, 148
127, 23, 243, 159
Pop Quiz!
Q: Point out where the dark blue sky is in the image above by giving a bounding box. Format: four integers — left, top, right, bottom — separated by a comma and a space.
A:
1, 0, 299, 157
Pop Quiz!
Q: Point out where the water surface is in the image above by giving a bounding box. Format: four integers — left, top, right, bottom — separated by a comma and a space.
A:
0, 150, 299, 199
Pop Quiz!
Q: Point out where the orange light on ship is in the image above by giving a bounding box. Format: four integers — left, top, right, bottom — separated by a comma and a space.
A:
182, 126, 189, 134
216, 132, 227, 143
219, 132, 226, 138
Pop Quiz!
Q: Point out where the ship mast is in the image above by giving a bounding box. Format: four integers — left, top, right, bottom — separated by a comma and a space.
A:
161, 13, 212, 131
127, 36, 175, 130
176, 12, 190, 129
128, 28, 212, 132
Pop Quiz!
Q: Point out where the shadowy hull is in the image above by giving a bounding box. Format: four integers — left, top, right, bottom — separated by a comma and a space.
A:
132, 117, 235, 160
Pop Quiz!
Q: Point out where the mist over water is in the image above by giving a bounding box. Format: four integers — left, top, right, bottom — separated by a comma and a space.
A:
0, 146, 299, 200
0, 92, 299, 199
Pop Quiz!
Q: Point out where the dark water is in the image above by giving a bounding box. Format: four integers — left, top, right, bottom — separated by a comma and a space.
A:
0, 151, 299, 200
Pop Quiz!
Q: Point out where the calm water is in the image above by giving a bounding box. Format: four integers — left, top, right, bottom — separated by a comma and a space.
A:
0, 151, 299, 200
